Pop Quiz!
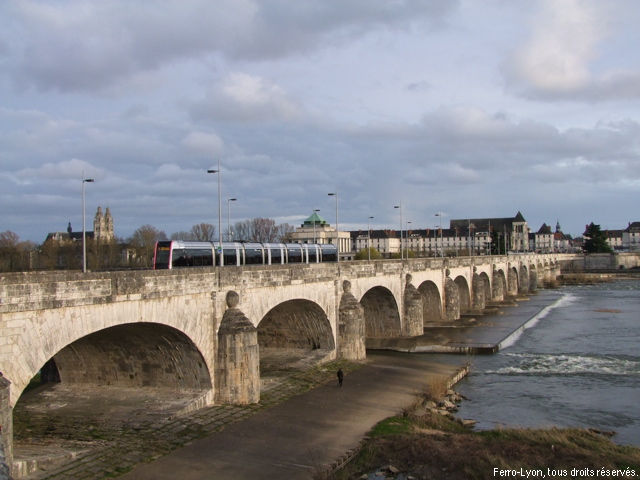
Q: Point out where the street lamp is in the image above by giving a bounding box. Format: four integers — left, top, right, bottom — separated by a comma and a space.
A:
313, 209, 320, 243
368, 216, 374, 261
328, 193, 339, 263
227, 198, 237, 241
435, 212, 444, 258
82, 173, 94, 273
394, 204, 403, 260
207, 160, 222, 266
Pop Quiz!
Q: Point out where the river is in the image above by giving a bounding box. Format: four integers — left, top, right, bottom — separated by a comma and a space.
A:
456, 279, 640, 446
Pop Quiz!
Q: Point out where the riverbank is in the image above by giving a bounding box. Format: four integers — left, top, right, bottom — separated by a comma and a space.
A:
329, 396, 640, 480
329, 363, 640, 479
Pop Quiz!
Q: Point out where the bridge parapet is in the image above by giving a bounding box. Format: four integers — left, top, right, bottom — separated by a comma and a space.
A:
0, 270, 219, 314
0, 254, 576, 315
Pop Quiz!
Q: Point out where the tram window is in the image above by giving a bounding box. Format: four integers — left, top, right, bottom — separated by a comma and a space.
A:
172, 248, 213, 267
245, 247, 263, 264
320, 245, 338, 262
223, 248, 238, 266
308, 246, 318, 263
189, 249, 214, 266
287, 246, 302, 263
172, 248, 188, 267
155, 244, 171, 269
270, 248, 282, 264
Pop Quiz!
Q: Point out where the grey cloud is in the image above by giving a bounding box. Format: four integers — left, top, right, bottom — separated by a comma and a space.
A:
2, 0, 457, 93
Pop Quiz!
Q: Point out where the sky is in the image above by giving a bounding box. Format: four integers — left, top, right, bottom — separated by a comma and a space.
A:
2, 0, 640, 242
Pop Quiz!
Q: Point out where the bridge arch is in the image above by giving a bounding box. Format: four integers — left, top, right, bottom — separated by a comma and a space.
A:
359, 286, 401, 337
454, 275, 471, 314
6, 295, 216, 408
418, 280, 442, 324
257, 299, 335, 370
43, 323, 210, 392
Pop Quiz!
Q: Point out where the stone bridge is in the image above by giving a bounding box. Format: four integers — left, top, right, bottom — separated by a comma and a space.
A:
0, 253, 574, 469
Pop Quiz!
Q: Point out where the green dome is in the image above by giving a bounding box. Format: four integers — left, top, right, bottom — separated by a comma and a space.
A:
303, 212, 328, 227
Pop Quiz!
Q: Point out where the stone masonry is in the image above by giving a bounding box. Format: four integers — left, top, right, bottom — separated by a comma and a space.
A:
0, 253, 572, 474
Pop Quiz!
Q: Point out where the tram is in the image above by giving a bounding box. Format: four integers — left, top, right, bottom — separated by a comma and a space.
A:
153, 240, 338, 269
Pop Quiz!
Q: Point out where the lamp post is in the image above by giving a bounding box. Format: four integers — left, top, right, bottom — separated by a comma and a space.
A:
207, 160, 222, 266
82, 173, 94, 273
394, 203, 403, 260
435, 212, 444, 258
313, 209, 320, 243
227, 198, 237, 241
328, 193, 339, 263
368, 216, 374, 261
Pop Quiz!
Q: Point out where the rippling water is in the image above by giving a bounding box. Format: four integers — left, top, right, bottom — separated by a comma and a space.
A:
456, 279, 640, 446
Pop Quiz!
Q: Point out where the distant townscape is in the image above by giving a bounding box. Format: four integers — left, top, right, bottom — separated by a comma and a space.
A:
0, 208, 638, 272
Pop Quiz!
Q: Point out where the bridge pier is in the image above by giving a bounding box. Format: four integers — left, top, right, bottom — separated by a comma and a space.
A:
338, 281, 366, 360
444, 275, 460, 321
0, 373, 11, 477
472, 270, 486, 312
492, 268, 505, 301
215, 292, 260, 405
529, 268, 538, 291
519, 266, 530, 293
403, 275, 424, 336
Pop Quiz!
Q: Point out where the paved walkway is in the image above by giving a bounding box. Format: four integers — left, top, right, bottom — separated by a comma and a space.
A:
118, 354, 467, 480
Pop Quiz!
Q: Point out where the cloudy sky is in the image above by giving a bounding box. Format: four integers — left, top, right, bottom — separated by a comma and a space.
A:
2, 0, 639, 242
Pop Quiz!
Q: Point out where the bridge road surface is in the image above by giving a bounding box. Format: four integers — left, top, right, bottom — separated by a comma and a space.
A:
119, 353, 467, 480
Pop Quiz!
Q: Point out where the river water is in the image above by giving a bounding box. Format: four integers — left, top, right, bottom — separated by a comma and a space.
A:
455, 279, 640, 446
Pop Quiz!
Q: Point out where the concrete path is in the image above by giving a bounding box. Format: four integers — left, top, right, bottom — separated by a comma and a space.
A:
119, 353, 467, 480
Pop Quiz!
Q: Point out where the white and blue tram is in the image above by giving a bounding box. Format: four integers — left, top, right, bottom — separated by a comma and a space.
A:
153, 240, 338, 269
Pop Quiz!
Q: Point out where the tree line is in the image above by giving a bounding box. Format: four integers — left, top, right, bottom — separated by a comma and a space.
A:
0, 217, 294, 272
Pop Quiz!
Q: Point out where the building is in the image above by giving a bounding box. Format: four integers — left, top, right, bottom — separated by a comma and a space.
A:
289, 212, 351, 257
623, 222, 640, 251
45, 207, 115, 244
532, 221, 571, 253
351, 229, 399, 256
450, 211, 530, 252
349, 211, 535, 258
533, 223, 554, 252
351, 226, 492, 257
605, 229, 624, 250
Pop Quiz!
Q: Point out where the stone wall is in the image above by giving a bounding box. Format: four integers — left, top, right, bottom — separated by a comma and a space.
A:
0, 373, 10, 478
561, 253, 640, 271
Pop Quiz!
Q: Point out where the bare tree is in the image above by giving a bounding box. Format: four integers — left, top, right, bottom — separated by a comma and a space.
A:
170, 230, 194, 241
190, 223, 216, 242
129, 225, 167, 267
0, 230, 19, 248
233, 220, 252, 242
233, 218, 294, 243
0, 231, 34, 271
252, 218, 278, 242
276, 223, 294, 242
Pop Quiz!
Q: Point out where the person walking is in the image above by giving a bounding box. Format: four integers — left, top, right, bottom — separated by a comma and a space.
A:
337, 368, 344, 387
